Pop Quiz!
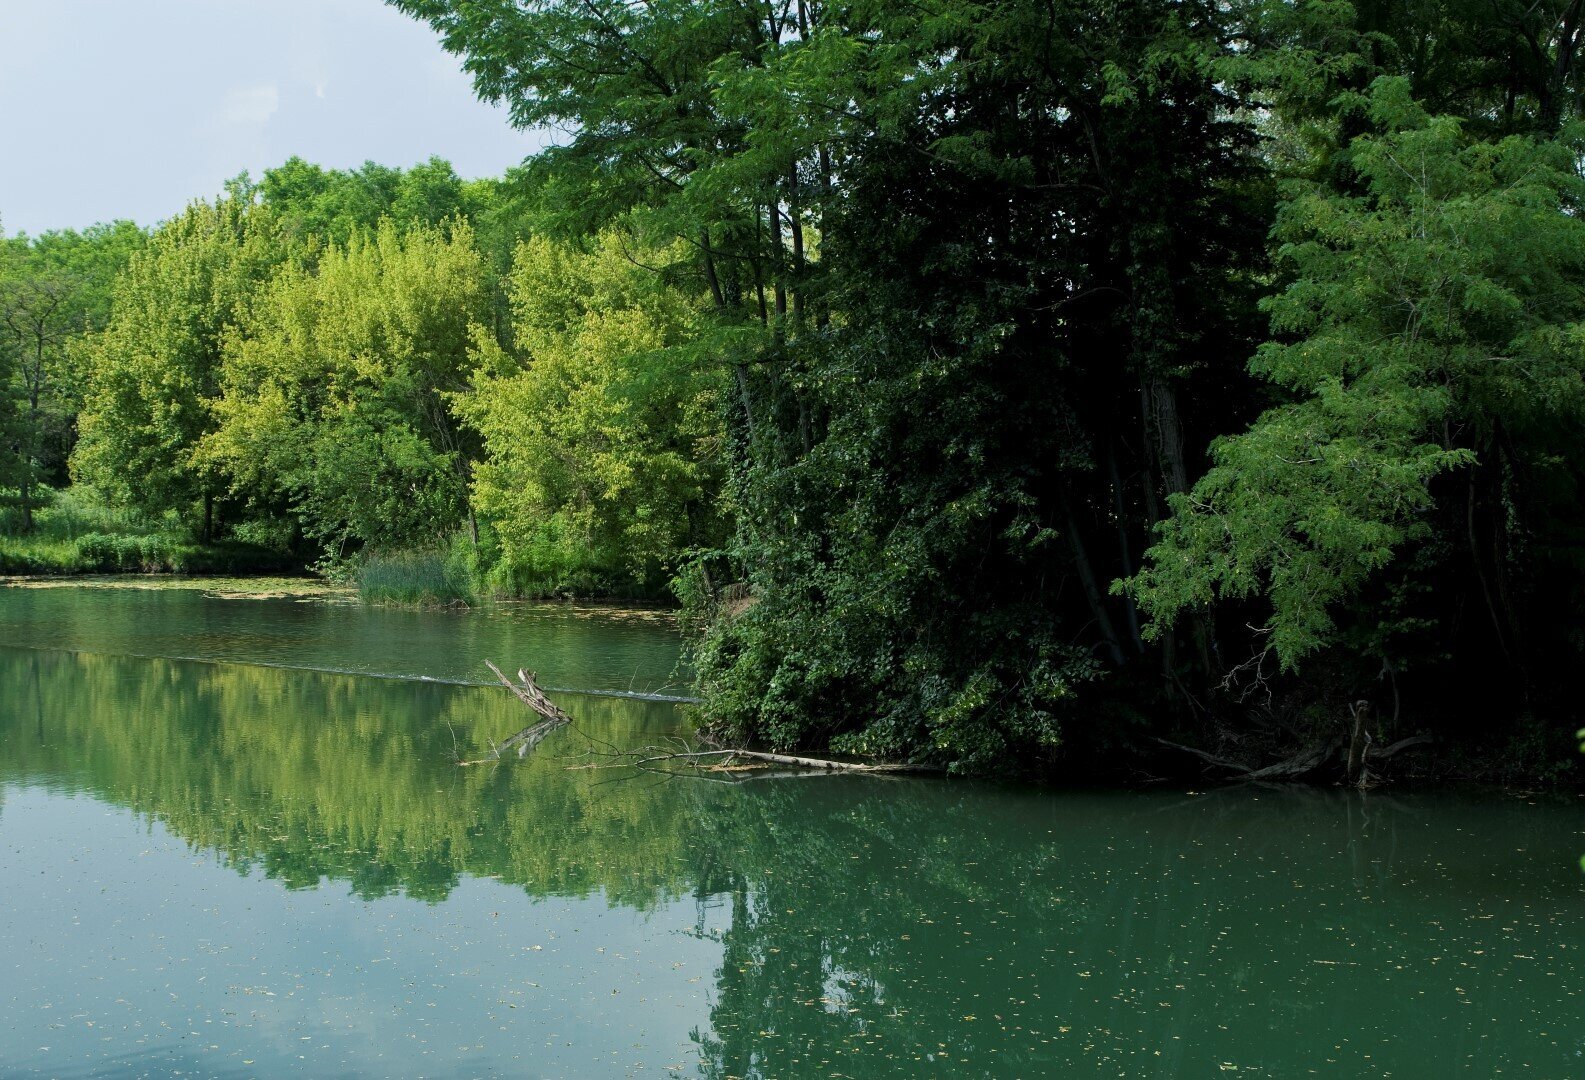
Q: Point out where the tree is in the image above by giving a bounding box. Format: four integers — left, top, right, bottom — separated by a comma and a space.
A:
456, 231, 725, 594
0, 222, 144, 529
261, 155, 474, 250
1132, 79, 1585, 685
203, 219, 488, 553
72, 198, 279, 537
393, 0, 1272, 768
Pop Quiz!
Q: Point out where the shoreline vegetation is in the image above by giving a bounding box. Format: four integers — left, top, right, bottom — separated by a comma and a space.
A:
0, 569, 1562, 789
6, 0, 1585, 782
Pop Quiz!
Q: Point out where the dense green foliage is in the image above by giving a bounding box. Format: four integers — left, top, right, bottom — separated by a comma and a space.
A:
6, 0, 1585, 772
72, 197, 280, 533
459, 233, 725, 594
0, 221, 144, 529
1133, 81, 1585, 670
3, 157, 720, 596
205, 219, 488, 550
388, 0, 1585, 773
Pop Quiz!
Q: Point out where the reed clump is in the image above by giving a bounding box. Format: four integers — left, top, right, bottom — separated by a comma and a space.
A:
354, 547, 475, 607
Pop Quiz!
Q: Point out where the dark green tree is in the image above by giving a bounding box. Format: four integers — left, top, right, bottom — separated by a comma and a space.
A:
0, 222, 145, 529
390, 0, 1273, 768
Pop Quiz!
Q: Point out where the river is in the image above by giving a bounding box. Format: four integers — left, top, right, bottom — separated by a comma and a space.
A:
1, 582, 1581, 1077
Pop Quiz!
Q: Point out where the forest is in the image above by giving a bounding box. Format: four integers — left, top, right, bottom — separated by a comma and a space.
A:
5, 0, 1585, 778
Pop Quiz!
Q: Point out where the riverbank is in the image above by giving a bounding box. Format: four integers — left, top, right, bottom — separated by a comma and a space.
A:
0, 533, 299, 574
0, 573, 348, 600
3, 574, 1568, 790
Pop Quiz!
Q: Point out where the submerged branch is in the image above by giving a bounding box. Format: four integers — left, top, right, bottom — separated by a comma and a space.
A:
458, 660, 574, 764
570, 744, 941, 778
460, 661, 931, 778
1150, 726, 1433, 786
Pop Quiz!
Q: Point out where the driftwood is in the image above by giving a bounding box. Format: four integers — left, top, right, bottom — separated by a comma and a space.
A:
1246, 735, 1346, 781
579, 746, 936, 775
464, 660, 930, 778
1151, 721, 1433, 786
459, 661, 574, 764
1372, 733, 1434, 760
1150, 738, 1245, 774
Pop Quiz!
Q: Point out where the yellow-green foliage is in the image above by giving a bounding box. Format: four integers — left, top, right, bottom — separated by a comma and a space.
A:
456, 233, 725, 594
72, 198, 280, 518
203, 219, 488, 548
0, 649, 696, 906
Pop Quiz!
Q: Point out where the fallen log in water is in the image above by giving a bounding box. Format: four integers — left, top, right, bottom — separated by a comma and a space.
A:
463, 661, 931, 777
458, 661, 574, 764
1150, 725, 1432, 786
580, 747, 936, 775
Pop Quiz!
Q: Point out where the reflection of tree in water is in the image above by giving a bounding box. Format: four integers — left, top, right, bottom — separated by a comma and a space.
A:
4, 649, 1581, 1077
0, 649, 700, 905
683, 781, 1081, 1077
682, 781, 1585, 1079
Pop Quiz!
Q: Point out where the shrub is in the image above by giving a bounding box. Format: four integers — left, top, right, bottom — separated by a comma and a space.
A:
355, 545, 475, 607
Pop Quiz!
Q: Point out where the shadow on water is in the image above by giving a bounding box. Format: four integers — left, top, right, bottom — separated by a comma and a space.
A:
2, 645, 1583, 1076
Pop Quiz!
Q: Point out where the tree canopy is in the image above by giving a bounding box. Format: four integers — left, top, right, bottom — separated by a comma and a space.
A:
5, 0, 1585, 775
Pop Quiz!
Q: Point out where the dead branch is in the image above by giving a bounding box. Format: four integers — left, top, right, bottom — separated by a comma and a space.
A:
1150, 726, 1432, 786
1244, 736, 1345, 780
459, 661, 574, 765
570, 744, 940, 776
461, 661, 931, 777
1150, 737, 1246, 774
486, 660, 573, 724
1372, 733, 1433, 760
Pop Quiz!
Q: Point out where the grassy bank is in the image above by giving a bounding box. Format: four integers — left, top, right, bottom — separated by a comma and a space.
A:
0, 491, 297, 576
350, 535, 676, 608
1, 492, 670, 607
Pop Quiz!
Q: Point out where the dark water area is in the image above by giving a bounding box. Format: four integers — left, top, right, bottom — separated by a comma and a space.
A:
1, 586, 1583, 1077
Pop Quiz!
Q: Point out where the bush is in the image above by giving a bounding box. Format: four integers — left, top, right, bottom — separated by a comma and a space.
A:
74, 533, 175, 572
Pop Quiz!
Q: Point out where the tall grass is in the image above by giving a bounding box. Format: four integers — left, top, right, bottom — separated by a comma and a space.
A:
355, 548, 476, 607
0, 488, 295, 575
0, 488, 153, 543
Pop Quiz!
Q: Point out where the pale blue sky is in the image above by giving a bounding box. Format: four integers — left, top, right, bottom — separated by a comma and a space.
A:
0, 0, 543, 236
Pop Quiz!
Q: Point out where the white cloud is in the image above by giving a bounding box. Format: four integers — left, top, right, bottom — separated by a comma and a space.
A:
218, 84, 279, 127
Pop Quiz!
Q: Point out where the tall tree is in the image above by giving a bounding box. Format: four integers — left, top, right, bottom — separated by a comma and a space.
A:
1133, 80, 1585, 713
0, 222, 144, 529
392, 0, 1273, 768
457, 231, 725, 594
72, 198, 279, 537
202, 220, 488, 553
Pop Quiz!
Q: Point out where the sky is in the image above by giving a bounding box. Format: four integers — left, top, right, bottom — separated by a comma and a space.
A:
0, 0, 545, 236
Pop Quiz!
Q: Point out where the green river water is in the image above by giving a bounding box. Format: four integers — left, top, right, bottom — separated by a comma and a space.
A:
0, 583, 1582, 1077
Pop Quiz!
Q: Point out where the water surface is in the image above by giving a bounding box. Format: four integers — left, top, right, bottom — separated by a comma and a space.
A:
1, 586, 1582, 1077
0, 583, 683, 696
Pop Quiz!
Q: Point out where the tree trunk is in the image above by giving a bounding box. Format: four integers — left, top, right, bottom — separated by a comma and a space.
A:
1141, 378, 1216, 676
1345, 700, 1373, 787
1066, 504, 1125, 666
770, 201, 788, 323
786, 165, 805, 328
1541, 0, 1585, 132
701, 229, 726, 311
1106, 440, 1144, 653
